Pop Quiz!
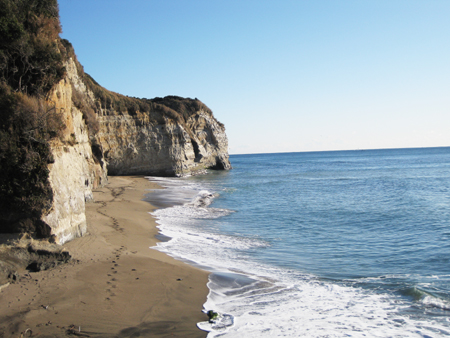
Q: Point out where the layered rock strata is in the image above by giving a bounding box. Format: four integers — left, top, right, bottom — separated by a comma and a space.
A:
42, 60, 106, 244
96, 108, 231, 177
42, 58, 230, 243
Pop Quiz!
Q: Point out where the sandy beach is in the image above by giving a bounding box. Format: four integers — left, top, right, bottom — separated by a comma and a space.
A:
0, 176, 209, 338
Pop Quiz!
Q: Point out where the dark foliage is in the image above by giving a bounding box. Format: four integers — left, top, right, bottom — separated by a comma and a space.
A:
0, 0, 66, 237
80, 68, 216, 128
0, 0, 220, 237
0, 83, 63, 236
151, 96, 212, 121
0, 0, 65, 95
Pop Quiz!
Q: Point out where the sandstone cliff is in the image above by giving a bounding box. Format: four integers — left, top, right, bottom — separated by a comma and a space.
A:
46, 58, 232, 244
96, 101, 231, 177
40, 59, 107, 244
0, 1, 231, 244
40, 56, 231, 244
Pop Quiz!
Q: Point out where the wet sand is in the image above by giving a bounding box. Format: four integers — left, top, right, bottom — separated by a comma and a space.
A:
0, 176, 209, 338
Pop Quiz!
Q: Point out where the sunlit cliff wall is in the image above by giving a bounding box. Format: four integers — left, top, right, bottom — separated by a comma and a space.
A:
42, 58, 230, 243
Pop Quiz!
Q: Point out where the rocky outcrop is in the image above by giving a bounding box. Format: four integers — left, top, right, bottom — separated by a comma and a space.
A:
41, 59, 106, 244
186, 110, 231, 170
40, 58, 230, 244
0, 237, 72, 286
0, 3, 230, 245
95, 107, 231, 177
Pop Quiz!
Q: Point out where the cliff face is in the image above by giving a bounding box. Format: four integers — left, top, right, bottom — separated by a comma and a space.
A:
41, 59, 106, 244
41, 58, 231, 243
0, 2, 230, 244
96, 106, 231, 177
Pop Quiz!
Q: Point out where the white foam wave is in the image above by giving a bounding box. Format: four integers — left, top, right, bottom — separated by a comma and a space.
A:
147, 177, 450, 338
204, 271, 450, 338
154, 204, 232, 220
188, 190, 216, 208
422, 295, 450, 311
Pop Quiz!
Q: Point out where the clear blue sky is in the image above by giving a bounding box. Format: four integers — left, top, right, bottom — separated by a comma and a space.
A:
59, 0, 450, 154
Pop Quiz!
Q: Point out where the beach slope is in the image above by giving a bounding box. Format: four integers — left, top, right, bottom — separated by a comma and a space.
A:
0, 176, 208, 338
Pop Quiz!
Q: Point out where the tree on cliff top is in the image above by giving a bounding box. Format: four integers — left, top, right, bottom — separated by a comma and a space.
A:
0, 0, 65, 95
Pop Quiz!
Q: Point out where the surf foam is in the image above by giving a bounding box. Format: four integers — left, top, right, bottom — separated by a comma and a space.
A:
147, 176, 450, 338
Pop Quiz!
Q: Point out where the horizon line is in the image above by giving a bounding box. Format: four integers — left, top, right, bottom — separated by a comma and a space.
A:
229, 145, 450, 156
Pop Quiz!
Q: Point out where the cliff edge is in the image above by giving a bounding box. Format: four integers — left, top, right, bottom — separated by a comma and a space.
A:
0, 0, 231, 244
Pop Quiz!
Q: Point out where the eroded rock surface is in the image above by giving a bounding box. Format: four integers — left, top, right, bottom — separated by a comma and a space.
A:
40, 58, 230, 243
0, 237, 71, 286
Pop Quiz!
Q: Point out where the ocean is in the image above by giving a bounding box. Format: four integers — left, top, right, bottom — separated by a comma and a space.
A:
145, 147, 450, 337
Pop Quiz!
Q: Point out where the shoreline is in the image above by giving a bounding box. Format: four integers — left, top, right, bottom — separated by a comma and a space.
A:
0, 176, 209, 338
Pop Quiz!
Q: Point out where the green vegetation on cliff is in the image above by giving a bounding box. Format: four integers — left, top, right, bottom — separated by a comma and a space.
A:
0, 0, 65, 236
62, 37, 219, 140
0, 0, 65, 95
0, 0, 225, 237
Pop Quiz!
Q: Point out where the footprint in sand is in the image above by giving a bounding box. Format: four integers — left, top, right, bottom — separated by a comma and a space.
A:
106, 289, 116, 296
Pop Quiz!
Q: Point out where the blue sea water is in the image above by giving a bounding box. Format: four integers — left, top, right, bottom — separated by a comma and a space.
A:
146, 147, 450, 337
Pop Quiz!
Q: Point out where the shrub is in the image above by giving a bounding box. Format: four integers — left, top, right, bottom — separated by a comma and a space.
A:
0, 0, 65, 95
0, 82, 64, 236
71, 83, 99, 135
151, 96, 215, 122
